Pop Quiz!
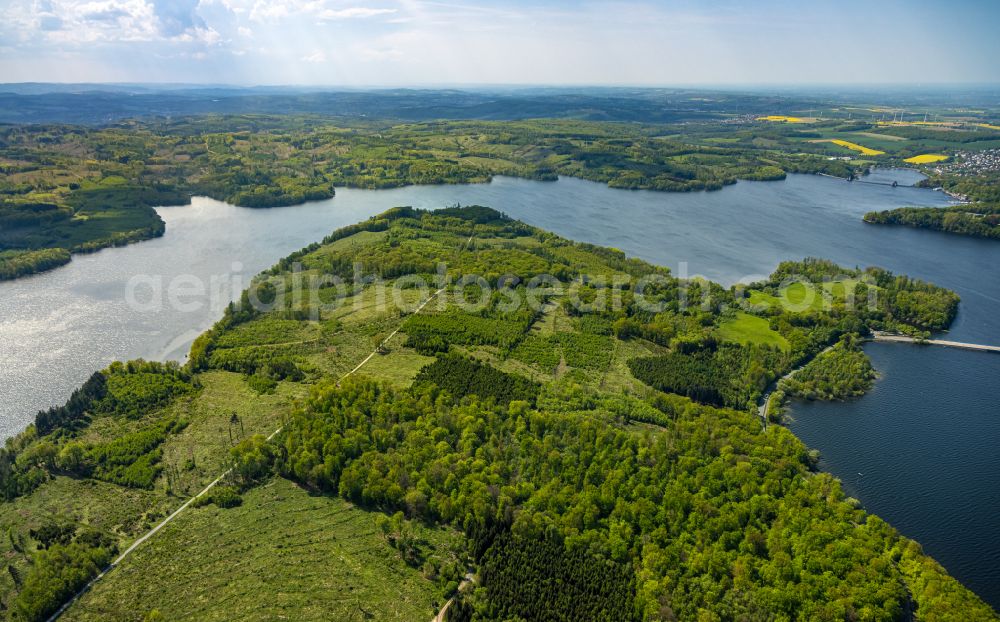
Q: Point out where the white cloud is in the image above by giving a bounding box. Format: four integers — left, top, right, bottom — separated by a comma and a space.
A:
1, 0, 224, 45
174, 25, 222, 45
318, 7, 396, 20
237, 25, 253, 37
248, 0, 320, 22
248, 0, 292, 22
45, 0, 160, 43
301, 49, 326, 63
245, 1, 396, 23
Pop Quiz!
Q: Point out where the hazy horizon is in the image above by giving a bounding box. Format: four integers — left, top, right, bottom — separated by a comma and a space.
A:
2, 0, 999, 86
4, 81, 1000, 86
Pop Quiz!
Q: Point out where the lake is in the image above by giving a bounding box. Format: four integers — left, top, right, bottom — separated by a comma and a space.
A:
788, 342, 1000, 607
2, 171, 998, 607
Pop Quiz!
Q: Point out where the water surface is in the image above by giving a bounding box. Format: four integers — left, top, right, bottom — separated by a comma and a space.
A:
787, 343, 1000, 606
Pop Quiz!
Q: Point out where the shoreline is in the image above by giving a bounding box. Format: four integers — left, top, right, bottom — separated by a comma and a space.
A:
0, 167, 866, 284
0, 171, 961, 440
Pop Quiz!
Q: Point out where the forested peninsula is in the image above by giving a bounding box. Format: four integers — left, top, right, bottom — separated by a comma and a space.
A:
0, 207, 991, 621
863, 169, 1000, 240
865, 202, 1000, 240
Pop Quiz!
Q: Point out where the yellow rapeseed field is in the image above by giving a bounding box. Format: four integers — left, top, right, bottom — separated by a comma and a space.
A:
760, 115, 807, 123
977, 123, 1000, 131
826, 139, 885, 156
903, 154, 949, 164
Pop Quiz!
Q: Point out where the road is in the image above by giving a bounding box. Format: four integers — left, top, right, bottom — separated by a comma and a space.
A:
757, 344, 837, 429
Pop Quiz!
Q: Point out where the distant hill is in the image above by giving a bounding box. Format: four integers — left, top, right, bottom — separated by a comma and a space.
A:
2, 83, 998, 125
0, 85, 795, 124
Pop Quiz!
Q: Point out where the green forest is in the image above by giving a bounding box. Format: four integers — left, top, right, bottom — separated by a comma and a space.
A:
780, 337, 878, 402
865, 202, 1000, 240
0, 206, 993, 621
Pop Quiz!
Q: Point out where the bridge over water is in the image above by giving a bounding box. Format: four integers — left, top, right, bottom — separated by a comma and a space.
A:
871, 332, 1000, 353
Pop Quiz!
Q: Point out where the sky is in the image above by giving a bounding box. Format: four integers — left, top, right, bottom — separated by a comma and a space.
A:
1, 0, 999, 86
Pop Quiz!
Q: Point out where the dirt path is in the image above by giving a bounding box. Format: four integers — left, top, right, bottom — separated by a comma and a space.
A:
757, 343, 836, 429
432, 574, 475, 622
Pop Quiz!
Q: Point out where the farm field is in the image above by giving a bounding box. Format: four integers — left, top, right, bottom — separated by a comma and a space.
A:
817, 139, 885, 156
904, 154, 950, 164
759, 115, 810, 123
